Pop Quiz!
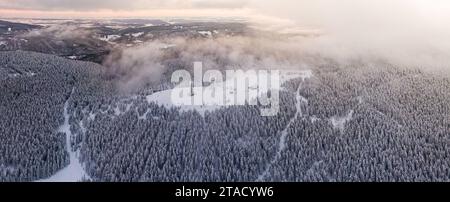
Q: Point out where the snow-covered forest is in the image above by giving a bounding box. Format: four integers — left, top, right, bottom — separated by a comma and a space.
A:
1, 50, 449, 182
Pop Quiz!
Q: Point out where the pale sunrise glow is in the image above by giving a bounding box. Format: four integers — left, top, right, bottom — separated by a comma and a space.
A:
1, 0, 449, 28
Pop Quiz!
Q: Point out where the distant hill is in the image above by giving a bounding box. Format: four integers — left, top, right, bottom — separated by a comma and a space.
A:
0, 20, 41, 33
111, 19, 168, 26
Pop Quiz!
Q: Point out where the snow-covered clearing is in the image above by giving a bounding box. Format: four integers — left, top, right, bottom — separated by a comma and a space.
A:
131, 32, 145, 37
146, 70, 313, 116
113, 102, 134, 116
98, 34, 121, 42
198, 31, 212, 37
67, 56, 78, 60
330, 110, 354, 133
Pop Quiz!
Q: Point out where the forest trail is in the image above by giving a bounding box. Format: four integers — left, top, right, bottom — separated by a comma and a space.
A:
37, 88, 90, 182
256, 79, 308, 181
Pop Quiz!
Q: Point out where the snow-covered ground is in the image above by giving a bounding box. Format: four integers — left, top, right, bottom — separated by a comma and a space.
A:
146, 70, 313, 116
98, 34, 121, 42
131, 32, 145, 37
37, 89, 90, 182
67, 56, 78, 60
198, 31, 213, 37
330, 110, 354, 133
113, 103, 133, 116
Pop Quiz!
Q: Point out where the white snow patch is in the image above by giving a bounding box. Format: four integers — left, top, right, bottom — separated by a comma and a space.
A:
99, 34, 121, 42
114, 106, 122, 116
0, 41, 8, 46
198, 31, 212, 37
113, 103, 134, 116
330, 110, 354, 133
160, 43, 176, 49
8, 71, 36, 78
310, 116, 321, 123
137, 109, 151, 120
357, 96, 364, 104
131, 32, 145, 37
88, 112, 96, 121
8, 73, 20, 77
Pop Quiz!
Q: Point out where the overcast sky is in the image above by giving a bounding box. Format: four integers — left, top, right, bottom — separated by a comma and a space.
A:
0, 0, 448, 27
0, 0, 448, 23
0, 0, 252, 10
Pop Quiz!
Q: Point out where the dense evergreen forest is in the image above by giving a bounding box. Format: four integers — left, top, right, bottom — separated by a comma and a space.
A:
1, 51, 449, 182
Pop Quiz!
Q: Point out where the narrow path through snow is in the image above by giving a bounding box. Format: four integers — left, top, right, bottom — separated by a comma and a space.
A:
256, 79, 308, 181
37, 88, 90, 182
